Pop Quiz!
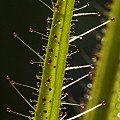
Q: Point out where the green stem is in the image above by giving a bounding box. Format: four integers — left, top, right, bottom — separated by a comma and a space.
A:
34, 0, 75, 120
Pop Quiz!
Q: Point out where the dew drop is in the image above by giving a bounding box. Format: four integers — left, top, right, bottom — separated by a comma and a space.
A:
117, 113, 120, 118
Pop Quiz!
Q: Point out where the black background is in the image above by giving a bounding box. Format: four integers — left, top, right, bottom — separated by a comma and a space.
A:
0, 0, 111, 119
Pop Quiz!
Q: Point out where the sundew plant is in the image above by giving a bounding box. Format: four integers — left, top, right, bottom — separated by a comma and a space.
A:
6, 0, 120, 120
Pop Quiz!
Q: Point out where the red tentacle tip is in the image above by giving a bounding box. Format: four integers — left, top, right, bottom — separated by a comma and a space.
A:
87, 2, 90, 6
6, 75, 10, 80
102, 101, 106, 105
111, 18, 115, 21
13, 32, 17, 37
55, 5, 59, 9
7, 108, 11, 112
29, 28, 34, 32
97, 12, 101, 16
30, 60, 34, 64
11, 80, 16, 84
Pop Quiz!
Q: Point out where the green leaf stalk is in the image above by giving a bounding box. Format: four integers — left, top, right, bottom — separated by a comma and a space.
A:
83, 0, 120, 120
34, 0, 75, 120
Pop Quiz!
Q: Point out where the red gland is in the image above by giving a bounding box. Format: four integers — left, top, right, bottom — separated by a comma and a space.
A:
30, 99, 33, 102
87, 2, 90, 6
13, 32, 17, 37
88, 72, 93, 78
55, 5, 59, 9
46, 19, 50, 23
57, 19, 60, 23
30, 60, 34, 64
77, 49, 80, 52
97, 12, 101, 16
42, 97, 46, 102
7, 108, 11, 112
56, 10, 59, 13
47, 78, 50, 82
53, 34, 57, 39
61, 112, 63, 114
102, 101, 106, 105
29, 28, 34, 32
11, 80, 16, 84
53, 24, 56, 27
79, 36, 82, 39
111, 18, 115, 21
91, 64, 94, 69
6, 75, 10, 80
65, 112, 68, 115
48, 59, 52, 63
49, 48, 53, 52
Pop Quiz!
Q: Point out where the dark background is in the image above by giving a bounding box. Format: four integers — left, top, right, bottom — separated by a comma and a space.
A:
0, 0, 111, 119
